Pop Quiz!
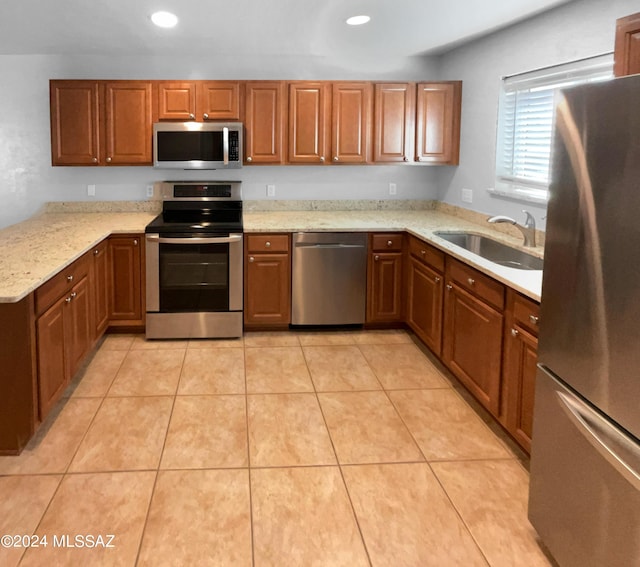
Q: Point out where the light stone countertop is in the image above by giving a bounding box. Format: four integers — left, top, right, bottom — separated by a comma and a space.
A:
0, 206, 543, 304
0, 212, 157, 303
244, 209, 543, 301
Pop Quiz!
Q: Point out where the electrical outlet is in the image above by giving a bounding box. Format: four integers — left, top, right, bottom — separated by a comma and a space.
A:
461, 188, 473, 203
389, 183, 397, 195
146, 185, 154, 198
267, 184, 276, 197
87, 184, 96, 197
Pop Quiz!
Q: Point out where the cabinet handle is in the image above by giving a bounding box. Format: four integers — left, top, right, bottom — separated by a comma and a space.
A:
265, 241, 271, 248
374, 255, 380, 261
333, 156, 339, 162
446, 283, 453, 291
94, 249, 99, 255
70, 292, 77, 299
203, 113, 209, 120
66, 275, 74, 282
511, 328, 519, 337
403, 156, 409, 162
529, 315, 539, 326
435, 276, 441, 283
65, 296, 72, 304
420, 249, 426, 256
467, 277, 475, 286
319, 156, 325, 162
133, 239, 138, 245
416, 156, 422, 162
249, 256, 255, 263
247, 156, 253, 162
189, 113, 195, 120
92, 157, 98, 163
106, 157, 112, 163
387, 240, 393, 247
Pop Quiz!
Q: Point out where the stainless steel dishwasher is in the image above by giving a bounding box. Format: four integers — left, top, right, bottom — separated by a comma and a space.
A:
291, 232, 367, 325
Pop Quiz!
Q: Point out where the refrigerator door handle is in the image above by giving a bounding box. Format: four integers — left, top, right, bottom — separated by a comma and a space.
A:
556, 390, 640, 490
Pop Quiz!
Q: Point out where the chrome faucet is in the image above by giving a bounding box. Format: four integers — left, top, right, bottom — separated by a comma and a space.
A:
487, 210, 537, 247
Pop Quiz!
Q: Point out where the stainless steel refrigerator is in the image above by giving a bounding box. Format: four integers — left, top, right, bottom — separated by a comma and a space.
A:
529, 73, 640, 566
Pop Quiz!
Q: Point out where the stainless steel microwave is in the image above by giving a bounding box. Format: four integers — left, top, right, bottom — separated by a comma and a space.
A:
153, 122, 243, 169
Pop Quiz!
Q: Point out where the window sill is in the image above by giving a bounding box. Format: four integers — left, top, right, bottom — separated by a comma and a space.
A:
487, 185, 548, 206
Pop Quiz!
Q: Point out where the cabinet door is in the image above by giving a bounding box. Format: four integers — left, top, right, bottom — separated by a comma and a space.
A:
503, 323, 538, 453
407, 257, 443, 355
197, 81, 241, 120
442, 282, 503, 415
66, 276, 93, 379
614, 12, 640, 77
50, 80, 100, 165
331, 82, 372, 164
367, 252, 403, 323
244, 253, 291, 326
288, 82, 331, 164
104, 82, 153, 165
244, 81, 286, 164
373, 83, 415, 163
109, 236, 143, 323
92, 240, 111, 339
36, 297, 67, 420
157, 82, 197, 120
415, 82, 461, 165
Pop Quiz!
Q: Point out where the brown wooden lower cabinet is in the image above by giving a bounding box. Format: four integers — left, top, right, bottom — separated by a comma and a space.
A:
367, 233, 404, 323
501, 291, 540, 454
244, 233, 291, 328
91, 239, 111, 339
108, 234, 144, 329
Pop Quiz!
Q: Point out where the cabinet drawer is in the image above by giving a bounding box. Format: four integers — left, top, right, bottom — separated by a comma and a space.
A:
408, 236, 445, 272
446, 257, 504, 310
371, 233, 403, 252
511, 291, 540, 335
36, 252, 91, 316
246, 234, 289, 253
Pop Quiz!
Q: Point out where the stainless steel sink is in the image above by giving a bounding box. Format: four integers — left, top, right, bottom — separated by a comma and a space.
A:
434, 231, 543, 271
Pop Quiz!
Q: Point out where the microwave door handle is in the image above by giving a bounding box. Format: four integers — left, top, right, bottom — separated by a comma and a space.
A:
223, 127, 229, 165
146, 234, 242, 245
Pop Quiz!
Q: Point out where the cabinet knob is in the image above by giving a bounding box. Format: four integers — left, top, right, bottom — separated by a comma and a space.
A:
203, 113, 209, 120
420, 249, 426, 255
265, 241, 271, 248
189, 113, 195, 120
403, 156, 409, 162
446, 283, 453, 290
65, 296, 72, 304
66, 275, 74, 282
333, 156, 339, 162
247, 156, 253, 162
92, 157, 98, 163
374, 255, 380, 261
70, 291, 77, 299
133, 239, 138, 245
529, 315, 539, 325
249, 256, 255, 263
435, 276, 441, 283
387, 240, 393, 247
106, 157, 112, 163
319, 156, 325, 162
467, 277, 475, 286
511, 328, 519, 337
416, 157, 422, 162
94, 249, 99, 255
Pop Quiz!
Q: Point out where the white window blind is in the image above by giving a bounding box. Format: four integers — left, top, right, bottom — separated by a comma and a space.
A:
494, 53, 613, 201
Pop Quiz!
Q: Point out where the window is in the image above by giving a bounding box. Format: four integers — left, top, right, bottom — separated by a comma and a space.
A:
493, 53, 613, 203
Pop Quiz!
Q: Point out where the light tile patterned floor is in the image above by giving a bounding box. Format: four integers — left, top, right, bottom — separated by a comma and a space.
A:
0, 329, 554, 566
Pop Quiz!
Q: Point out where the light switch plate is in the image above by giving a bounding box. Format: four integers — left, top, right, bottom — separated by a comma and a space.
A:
267, 184, 276, 197
461, 188, 473, 203
389, 183, 397, 195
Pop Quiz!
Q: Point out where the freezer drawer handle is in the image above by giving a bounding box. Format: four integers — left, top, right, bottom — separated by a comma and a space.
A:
556, 391, 640, 490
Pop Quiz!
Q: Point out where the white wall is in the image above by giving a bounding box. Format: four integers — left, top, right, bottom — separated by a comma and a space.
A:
0, 53, 442, 229
437, 0, 640, 231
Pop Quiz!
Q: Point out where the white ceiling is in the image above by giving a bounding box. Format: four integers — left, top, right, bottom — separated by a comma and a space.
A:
0, 0, 571, 58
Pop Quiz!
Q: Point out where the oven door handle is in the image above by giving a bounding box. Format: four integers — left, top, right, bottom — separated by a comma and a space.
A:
146, 234, 242, 245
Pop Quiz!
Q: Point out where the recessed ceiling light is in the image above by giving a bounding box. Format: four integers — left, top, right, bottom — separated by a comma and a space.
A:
346, 15, 370, 26
151, 11, 178, 28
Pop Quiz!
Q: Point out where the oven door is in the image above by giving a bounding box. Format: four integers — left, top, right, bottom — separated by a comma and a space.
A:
146, 233, 242, 313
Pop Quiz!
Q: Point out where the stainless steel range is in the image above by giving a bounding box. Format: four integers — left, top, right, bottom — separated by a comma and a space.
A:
144, 181, 243, 339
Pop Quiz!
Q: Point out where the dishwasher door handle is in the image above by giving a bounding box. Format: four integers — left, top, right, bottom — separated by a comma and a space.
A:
295, 243, 366, 249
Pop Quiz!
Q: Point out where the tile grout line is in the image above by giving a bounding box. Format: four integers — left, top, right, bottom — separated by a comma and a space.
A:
243, 343, 256, 567
133, 345, 186, 566
300, 344, 373, 567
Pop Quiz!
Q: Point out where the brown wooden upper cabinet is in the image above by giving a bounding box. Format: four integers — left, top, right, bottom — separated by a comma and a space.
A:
373, 83, 416, 163
156, 81, 241, 121
244, 81, 287, 164
288, 82, 331, 164
614, 12, 640, 77
50, 80, 152, 166
415, 82, 462, 165
331, 82, 372, 164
